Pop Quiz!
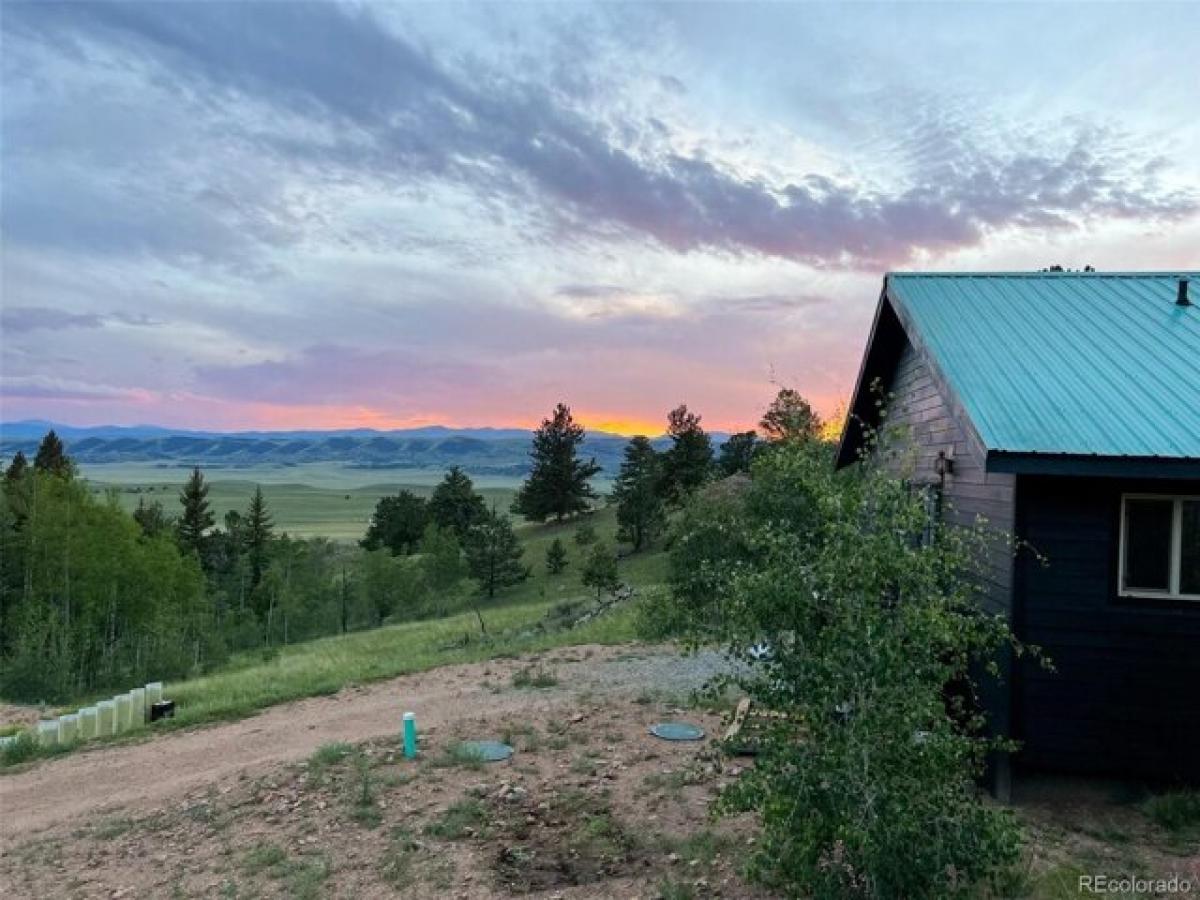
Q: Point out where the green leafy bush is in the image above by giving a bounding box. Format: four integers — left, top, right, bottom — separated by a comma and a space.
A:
0, 731, 38, 766
650, 435, 1025, 898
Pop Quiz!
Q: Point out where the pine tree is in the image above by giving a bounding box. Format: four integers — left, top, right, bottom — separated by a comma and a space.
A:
428, 467, 487, 540
612, 436, 666, 552
512, 403, 600, 522
4, 451, 28, 484
465, 508, 528, 600
660, 405, 713, 503
760, 388, 822, 443
545, 538, 568, 575
3, 452, 31, 529
33, 430, 73, 478
717, 430, 760, 476
581, 542, 620, 600
361, 490, 427, 555
244, 485, 274, 591
177, 466, 215, 560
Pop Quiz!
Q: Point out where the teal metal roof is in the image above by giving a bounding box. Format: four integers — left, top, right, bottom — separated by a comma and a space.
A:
886, 272, 1200, 460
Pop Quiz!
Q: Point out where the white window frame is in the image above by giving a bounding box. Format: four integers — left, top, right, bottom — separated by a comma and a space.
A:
1118, 493, 1200, 602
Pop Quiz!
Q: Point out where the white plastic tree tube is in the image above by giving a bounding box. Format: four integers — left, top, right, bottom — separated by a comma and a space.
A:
114, 694, 132, 733
97, 700, 116, 735
59, 714, 79, 744
131, 687, 147, 725
124, 691, 140, 729
79, 707, 99, 740
37, 720, 58, 747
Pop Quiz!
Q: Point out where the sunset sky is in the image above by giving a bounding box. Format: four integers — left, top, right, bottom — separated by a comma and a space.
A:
2, 2, 1198, 434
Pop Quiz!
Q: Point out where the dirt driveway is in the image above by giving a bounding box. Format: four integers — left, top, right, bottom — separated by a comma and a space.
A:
0, 645, 727, 847
1, 645, 765, 900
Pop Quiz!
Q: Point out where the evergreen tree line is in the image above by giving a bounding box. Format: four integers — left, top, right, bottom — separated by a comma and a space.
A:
508, 391, 822, 554
0, 391, 819, 702
358, 393, 826, 610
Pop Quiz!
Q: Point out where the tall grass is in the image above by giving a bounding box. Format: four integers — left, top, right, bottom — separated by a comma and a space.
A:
168, 597, 638, 730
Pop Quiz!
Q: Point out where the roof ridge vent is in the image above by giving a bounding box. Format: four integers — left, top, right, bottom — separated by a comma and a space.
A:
1178, 277, 1191, 307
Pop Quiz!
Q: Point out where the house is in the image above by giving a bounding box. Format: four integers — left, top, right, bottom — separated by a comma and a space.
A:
836, 272, 1200, 792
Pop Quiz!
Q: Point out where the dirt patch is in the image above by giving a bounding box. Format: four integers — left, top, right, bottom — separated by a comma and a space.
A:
0, 644, 731, 844
0, 684, 767, 899
0, 703, 43, 732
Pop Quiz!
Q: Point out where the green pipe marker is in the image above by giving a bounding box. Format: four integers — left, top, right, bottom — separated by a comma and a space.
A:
403, 711, 417, 759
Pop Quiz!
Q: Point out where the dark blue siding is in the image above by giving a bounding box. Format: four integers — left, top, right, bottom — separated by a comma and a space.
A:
1014, 475, 1200, 780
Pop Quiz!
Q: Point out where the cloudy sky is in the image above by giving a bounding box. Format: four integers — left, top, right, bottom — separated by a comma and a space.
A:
2, 2, 1198, 434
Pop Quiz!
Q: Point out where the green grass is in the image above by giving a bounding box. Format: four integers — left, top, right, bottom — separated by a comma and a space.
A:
425, 798, 491, 839
241, 841, 331, 899
347, 752, 383, 828
242, 842, 288, 875
659, 829, 735, 867
82, 462, 617, 541
429, 741, 489, 771
1141, 789, 1200, 832
306, 742, 354, 784
170, 599, 636, 726
511, 665, 559, 688
92, 816, 135, 840
84, 466, 523, 541
379, 828, 420, 889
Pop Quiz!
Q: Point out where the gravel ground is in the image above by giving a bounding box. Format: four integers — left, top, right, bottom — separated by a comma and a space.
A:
572, 649, 740, 697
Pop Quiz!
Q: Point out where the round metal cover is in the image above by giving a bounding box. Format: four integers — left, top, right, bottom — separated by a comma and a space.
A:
461, 740, 514, 762
649, 722, 706, 742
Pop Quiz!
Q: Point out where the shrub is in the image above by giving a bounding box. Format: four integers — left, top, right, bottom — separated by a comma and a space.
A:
580, 543, 620, 600
425, 798, 490, 839
0, 731, 39, 766
545, 538, 568, 575
511, 665, 558, 688
653, 434, 1025, 898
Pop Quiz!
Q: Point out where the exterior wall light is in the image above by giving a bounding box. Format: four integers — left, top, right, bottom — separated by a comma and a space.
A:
934, 450, 954, 478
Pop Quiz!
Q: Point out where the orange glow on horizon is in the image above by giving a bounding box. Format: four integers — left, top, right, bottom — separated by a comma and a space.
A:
11, 390, 845, 438
574, 414, 667, 437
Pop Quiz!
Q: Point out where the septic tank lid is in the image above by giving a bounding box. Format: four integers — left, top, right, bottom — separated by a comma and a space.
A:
460, 740, 514, 762
649, 722, 706, 741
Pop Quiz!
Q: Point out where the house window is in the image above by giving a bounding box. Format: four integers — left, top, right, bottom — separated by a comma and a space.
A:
1119, 494, 1200, 601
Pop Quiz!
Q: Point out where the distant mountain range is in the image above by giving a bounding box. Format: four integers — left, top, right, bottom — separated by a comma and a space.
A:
0, 421, 731, 476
